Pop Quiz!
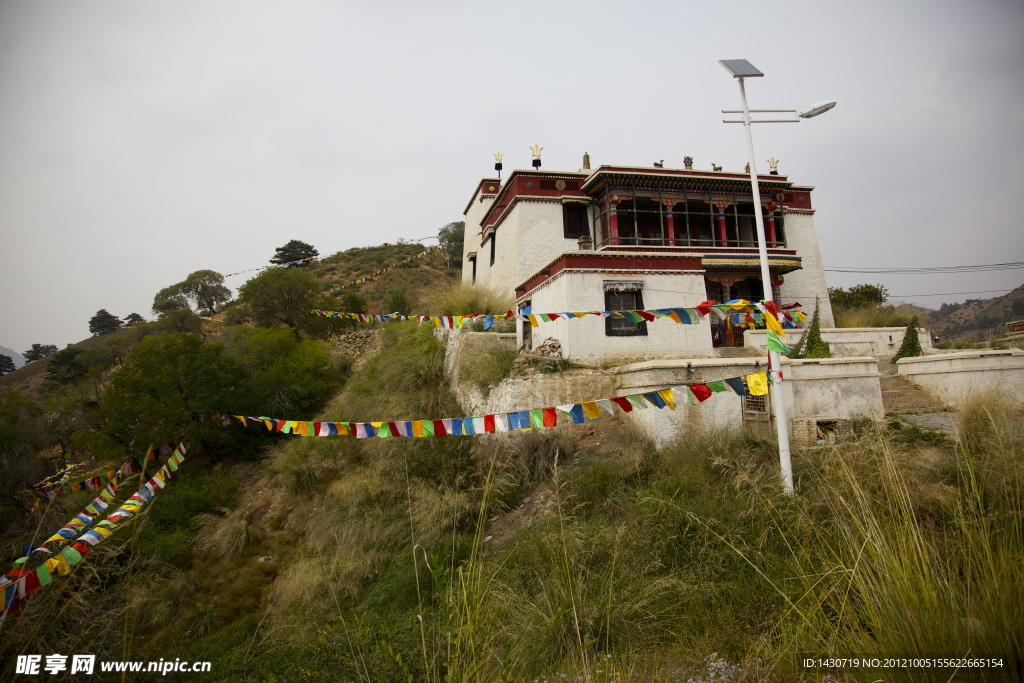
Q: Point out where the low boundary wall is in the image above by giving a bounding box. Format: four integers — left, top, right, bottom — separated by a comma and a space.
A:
897, 349, 1024, 407
745, 327, 932, 357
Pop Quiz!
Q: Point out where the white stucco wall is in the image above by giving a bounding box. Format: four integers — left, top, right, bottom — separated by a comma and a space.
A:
778, 211, 834, 326
614, 356, 883, 447
897, 349, 1024, 406
519, 269, 715, 364
745, 327, 934, 357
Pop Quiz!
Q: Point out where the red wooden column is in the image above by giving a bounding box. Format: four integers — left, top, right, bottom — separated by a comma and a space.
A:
763, 202, 778, 246
714, 202, 730, 247
663, 200, 676, 246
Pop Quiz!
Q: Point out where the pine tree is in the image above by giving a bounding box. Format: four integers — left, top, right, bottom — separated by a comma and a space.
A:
791, 298, 832, 359
892, 315, 923, 363
0, 354, 16, 376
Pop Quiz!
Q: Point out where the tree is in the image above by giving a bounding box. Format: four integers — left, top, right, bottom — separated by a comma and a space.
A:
270, 240, 319, 267
23, 343, 59, 362
45, 347, 88, 386
0, 355, 16, 376
153, 270, 231, 314
892, 315, 923, 363
236, 267, 323, 331
829, 283, 889, 309
383, 285, 412, 315
153, 283, 190, 314
97, 333, 244, 450
438, 221, 465, 267
89, 309, 123, 336
790, 298, 832, 359
181, 270, 232, 312
124, 313, 146, 325
340, 291, 368, 331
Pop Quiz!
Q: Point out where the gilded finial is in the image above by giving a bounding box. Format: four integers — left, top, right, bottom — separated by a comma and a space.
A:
767, 157, 780, 173
493, 151, 504, 163
530, 144, 543, 160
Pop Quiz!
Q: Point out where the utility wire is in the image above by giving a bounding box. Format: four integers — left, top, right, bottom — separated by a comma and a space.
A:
823, 261, 1024, 274
890, 289, 1016, 298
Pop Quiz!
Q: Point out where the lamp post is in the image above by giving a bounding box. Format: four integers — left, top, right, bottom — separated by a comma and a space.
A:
718, 59, 836, 495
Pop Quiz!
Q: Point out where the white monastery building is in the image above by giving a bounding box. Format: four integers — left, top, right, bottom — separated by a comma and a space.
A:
461, 156, 835, 365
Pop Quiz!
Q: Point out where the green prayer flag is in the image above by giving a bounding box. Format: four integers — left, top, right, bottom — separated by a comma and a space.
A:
62, 547, 83, 566
422, 421, 435, 437
706, 380, 728, 392
626, 395, 647, 409
766, 330, 791, 355
36, 564, 52, 586
529, 409, 544, 428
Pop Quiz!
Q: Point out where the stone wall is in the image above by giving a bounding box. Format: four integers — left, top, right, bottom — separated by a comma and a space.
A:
897, 349, 1024, 407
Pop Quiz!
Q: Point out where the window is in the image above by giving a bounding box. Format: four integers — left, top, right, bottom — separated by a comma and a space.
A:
562, 203, 589, 239
489, 232, 496, 266
469, 255, 477, 282
604, 288, 647, 336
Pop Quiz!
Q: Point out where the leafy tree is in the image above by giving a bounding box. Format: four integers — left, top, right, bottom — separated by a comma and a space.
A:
96, 333, 245, 450
221, 327, 339, 415
270, 240, 319, 266
439, 221, 465, 267
124, 312, 146, 325
0, 355, 16, 376
153, 308, 204, 334
153, 270, 231, 314
23, 343, 58, 363
88, 309, 123, 336
181, 270, 232, 312
153, 283, 190, 314
892, 315, 923, 363
340, 291, 368, 331
44, 347, 88, 386
383, 285, 412, 315
790, 298, 832, 359
829, 283, 889, 308
236, 267, 323, 331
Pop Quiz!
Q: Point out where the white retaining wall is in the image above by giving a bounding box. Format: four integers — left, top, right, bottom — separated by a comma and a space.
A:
745, 326, 933, 357
897, 349, 1024, 407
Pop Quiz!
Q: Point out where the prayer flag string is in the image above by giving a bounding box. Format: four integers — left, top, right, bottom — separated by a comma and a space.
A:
214, 370, 776, 441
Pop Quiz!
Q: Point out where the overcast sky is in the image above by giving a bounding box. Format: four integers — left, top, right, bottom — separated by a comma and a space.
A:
1, 0, 1022, 353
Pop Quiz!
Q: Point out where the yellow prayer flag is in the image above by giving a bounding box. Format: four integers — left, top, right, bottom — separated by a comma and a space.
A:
764, 311, 784, 336
581, 401, 601, 420
412, 421, 425, 437
658, 388, 675, 410
747, 372, 768, 396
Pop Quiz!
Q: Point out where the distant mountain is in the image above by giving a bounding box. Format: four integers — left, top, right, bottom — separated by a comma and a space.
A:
916, 284, 1024, 341
0, 345, 24, 368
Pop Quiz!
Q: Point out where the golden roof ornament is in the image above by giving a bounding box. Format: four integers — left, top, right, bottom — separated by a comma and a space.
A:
530, 144, 543, 169
767, 157, 780, 175
493, 151, 503, 178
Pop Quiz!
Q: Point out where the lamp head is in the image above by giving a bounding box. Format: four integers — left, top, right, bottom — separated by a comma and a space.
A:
796, 101, 837, 118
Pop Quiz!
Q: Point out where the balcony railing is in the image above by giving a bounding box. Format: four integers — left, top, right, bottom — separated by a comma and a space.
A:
594, 235, 786, 250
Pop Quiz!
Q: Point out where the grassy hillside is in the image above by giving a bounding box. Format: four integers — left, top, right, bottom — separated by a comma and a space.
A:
918, 284, 1024, 341
4, 319, 1020, 682
3, 247, 1022, 681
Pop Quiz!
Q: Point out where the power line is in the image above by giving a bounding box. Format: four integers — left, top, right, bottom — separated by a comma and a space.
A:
889, 289, 1015, 298
823, 261, 1024, 274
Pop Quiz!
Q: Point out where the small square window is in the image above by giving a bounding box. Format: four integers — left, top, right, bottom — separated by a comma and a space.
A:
604, 289, 647, 336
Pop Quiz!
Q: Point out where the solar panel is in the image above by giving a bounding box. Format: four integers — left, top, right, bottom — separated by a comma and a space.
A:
718, 59, 764, 78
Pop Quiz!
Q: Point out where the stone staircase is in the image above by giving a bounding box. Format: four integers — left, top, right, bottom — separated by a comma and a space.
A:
877, 357, 946, 414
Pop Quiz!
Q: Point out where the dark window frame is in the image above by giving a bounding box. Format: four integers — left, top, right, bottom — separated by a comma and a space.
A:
562, 203, 589, 239
604, 288, 648, 337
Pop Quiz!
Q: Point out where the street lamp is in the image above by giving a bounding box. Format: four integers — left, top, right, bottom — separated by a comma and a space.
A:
718, 58, 836, 496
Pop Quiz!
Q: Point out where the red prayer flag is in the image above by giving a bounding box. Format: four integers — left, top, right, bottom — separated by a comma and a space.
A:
484, 415, 496, 433
388, 422, 400, 437
542, 407, 557, 427
690, 384, 713, 402
433, 419, 447, 437
71, 541, 91, 557
610, 397, 634, 412
637, 311, 656, 322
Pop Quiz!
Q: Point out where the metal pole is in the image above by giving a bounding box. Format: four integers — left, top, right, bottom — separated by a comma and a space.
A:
737, 76, 795, 495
